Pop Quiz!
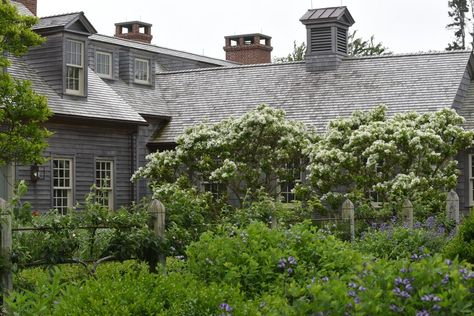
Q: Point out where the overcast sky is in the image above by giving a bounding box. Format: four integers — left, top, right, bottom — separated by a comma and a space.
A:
37, 0, 455, 60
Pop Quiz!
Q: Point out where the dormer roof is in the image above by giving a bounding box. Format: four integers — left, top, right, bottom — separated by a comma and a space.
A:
300, 6, 355, 26
33, 12, 97, 35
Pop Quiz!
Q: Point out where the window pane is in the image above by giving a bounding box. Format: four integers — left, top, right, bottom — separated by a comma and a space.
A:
134, 59, 149, 82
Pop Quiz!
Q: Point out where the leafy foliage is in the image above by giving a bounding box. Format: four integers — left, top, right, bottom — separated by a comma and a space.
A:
444, 211, 474, 263
274, 41, 306, 62
348, 30, 388, 56
0, 1, 51, 166
447, 0, 470, 50
134, 104, 313, 206
306, 105, 473, 214
6, 223, 474, 315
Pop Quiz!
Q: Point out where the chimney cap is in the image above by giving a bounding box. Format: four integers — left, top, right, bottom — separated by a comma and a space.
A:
115, 21, 152, 27
300, 6, 355, 26
224, 33, 272, 40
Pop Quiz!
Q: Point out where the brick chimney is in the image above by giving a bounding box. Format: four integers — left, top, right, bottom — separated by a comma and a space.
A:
14, 0, 37, 15
114, 21, 153, 44
300, 7, 355, 72
223, 33, 272, 64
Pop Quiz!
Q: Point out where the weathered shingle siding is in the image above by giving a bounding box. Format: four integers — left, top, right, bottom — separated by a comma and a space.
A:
18, 122, 137, 211
453, 70, 471, 111
24, 33, 64, 95
456, 150, 470, 215
88, 42, 120, 80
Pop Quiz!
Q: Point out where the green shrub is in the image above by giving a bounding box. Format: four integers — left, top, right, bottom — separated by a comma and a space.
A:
444, 211, 474, 263
357, 225, 448, 260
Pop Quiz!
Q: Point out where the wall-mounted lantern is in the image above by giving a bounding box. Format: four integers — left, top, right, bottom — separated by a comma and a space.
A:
30, 164, 41, 183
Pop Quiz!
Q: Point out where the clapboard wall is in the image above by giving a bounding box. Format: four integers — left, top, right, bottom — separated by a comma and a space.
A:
17, 119, 137, 212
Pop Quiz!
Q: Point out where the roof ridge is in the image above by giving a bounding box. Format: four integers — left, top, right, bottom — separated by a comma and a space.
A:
39, 11, 83, 19
346, 50, 472, 60
90, 33, 237, 65
156, 50, 472, 75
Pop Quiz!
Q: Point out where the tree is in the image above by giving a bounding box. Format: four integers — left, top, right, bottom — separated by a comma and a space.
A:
0, 1, 51, 165
275, 31, 388, 62
348, 30, 388, 56
446, 0, 469, 50
274, 41, 306, 62
133, 104, 313, 206
306, 105, 473, 215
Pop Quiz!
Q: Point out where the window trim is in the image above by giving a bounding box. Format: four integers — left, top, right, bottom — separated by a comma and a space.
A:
65, 39, 84, 95
95, 158, 115, 209
279, 162, 304, 203
96, 51, 113, 79
202, 180, 225, 200
52, 158, 74, 215
134, 58, 150, 84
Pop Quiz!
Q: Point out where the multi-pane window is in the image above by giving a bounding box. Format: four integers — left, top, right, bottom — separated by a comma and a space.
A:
203, 181, 225, 199
96, 51, 112, 78
95, 160, 114, 209
52, 159, 73, 215
280, 162, 303, 203
65, 39, 84, 95
134, 58, 149, 83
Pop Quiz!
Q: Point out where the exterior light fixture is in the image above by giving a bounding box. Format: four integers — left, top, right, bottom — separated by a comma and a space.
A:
30, 164, 40, 183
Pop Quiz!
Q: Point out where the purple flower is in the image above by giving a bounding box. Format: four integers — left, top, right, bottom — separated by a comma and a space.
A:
416, 310, 430, 316
219, 303, 232, 312
393, 287, 411, 299
358, 285, 366, 292
321, 276, 329, 282
437, 225, 445, 235
287, 256, 297, 266
390, 304, 404, 313
421, 294, 441, 302
354, 297, 360, 304
441, 273, 450, 285
277, 258, 287, 269
287, 267, 294, 275
432, 305, 441, 311
424, 216, 436, 229
348, 290, 357, 298
414, 221, 422, 229
445, 259, 452, 266
348, 281, 357, 288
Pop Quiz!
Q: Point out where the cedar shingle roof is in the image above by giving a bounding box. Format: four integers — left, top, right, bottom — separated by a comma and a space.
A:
151, 51, 472, 143
90, 34, 237, 67
8, 58, 146, 125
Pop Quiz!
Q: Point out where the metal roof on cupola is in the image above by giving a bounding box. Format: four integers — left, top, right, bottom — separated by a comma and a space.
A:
300, 6, 355, 26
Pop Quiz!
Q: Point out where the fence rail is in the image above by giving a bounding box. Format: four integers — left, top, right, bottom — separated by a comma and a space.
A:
0, 198, 166, 302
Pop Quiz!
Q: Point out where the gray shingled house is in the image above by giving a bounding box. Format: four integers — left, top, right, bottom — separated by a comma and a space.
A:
5, 2, 474, 214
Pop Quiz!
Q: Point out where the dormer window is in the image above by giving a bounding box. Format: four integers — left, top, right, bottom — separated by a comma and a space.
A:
65, 39, 84, 95
96, 51, 112, 78
134, 58, 150, 84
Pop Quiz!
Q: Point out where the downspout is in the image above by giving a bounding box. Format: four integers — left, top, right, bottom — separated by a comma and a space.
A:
130, 128, 137, 203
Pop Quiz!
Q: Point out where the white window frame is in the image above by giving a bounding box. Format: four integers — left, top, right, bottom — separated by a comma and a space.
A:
96, 51, 112, 79
469, 154, 474, 206
65, 39, 84, 95
279, 162, 303, 203
134, 58, 150, 84
52, 158, 73, 215
95, 159, 114, 209
202, 181, 225, 200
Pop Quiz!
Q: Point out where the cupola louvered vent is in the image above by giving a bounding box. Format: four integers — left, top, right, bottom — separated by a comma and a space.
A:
337, 27, 347, 54
311, 27, 332, 53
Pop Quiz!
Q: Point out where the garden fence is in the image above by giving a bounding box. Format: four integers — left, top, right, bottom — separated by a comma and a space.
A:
304, 190, 461, 242
0, 199, 166, 301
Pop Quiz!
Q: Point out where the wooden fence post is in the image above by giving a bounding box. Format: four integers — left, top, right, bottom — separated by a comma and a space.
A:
149, 199, 166, 272
402, 199, 414, 229
270, 201, 278, 229
342, 199, 355, 242
0, 198, 12, 298
446, 190, 460, 231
